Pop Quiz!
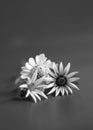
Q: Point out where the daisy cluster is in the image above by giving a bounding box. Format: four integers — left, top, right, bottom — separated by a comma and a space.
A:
17, 53, 80, 103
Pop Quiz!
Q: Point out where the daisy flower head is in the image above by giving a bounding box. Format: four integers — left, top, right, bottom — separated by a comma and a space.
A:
19, 70, 48, 103
20, 53, 52, 81
45, 62, 80, 96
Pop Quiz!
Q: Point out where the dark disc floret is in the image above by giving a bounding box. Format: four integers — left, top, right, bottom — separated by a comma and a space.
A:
20, 88, 28, 98
56, 75, 67, 87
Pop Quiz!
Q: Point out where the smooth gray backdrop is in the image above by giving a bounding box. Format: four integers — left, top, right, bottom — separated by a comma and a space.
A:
0, 1, 93, 130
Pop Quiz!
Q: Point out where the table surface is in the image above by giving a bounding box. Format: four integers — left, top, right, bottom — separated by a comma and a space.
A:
0, 1, 93, 130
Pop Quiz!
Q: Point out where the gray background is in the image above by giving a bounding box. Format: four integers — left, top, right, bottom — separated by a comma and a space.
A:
0, 1, 93, 130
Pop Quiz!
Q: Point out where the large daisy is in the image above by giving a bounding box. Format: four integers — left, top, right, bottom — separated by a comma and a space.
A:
20, 53, 52, 80
45, 62, 80, 96
19, 70, 48, 103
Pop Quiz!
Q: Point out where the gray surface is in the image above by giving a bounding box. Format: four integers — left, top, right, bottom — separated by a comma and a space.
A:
0, 1, 93, 130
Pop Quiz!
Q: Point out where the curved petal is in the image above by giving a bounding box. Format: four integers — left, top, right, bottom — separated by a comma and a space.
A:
29, 58, 36, 66
47, 87, 56, 95
35, 90, 48, 99
68, 82, 80, 90
21, 66, 29, 71
45, 60, 52, 67
61, 88, 65, 96
35, 76, 46, 86
37, 84, 48, 88
20, 75, 28, 79
55, 87, 58, 96
64, 88, 68, 95
31, 70, 38, 83
56, 87, 60, 96
69, 77, 80, 82
48, 69, 55, 78
67, 71, 79, 78
26, 90, 30, 97
35, 53, 47, 65
45, 83, 54, 89
19, 84, 28, 88
21, 71, 29, 75
59, 62, 63, 74
52, 62, 58, 75
21, 69, 30, 74
25, 62, 32, 70
66, 86, 73, 94
44, 76, 54, 83
15, 77, 21, 84
30, 92, 37, 103
33, 92, 41, 101
64, 62, 71, 75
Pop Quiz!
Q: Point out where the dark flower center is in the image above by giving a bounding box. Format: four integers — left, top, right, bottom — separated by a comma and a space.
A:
20, 88, 28, 98
37, 72, 43, 79
56, 75, 67, 87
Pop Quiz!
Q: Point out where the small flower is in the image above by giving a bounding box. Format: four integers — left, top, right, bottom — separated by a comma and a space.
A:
45, 62, 80, 96
19, 70, 48, 103
20, 53, 52, 80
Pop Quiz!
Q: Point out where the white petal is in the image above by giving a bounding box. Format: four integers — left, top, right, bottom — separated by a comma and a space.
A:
25, 62, 32, 70
68, 82, 80, 90
21, 66, 27, 70
45, 83, 54, 89
66, 86, 73, 94
30, 92, 37, 103
60, 88, 62, 95
15, 77, 21, 84
69, 77, 80, 82
64, 88, 68, 95
56, 88, 60, 96
55, 87, 58, 95
35, 90, 48, 99
37, 84, 48, 88
45, 60, 52, 67
35, 54, 47, 64
33, 92, 41, 101
20, 72, 28, 76
44, 76, 54, 83
20, 75, 29, 80
64, 62, 71, 75
29, 58, 36, 66
26, 90, 30, 97
59, 62, 63, 74
67, 71, 79, 78
31, 70, 38, 82
35, 55, 39, 64
48, 69, 55, 78
20, 75, 27, 79
61, 88, 65, 96
52, 62, 58, 75
35, 76, 46, 86
47, 87, 56, 95
20, 70, 30, 74
19, 84, 28, 88
21, 66, 30, 72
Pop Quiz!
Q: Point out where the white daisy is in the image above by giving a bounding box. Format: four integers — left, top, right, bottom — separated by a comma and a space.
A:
20, 53, 52, 80
45, 62, 80, 96
19, 70, 48, 103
